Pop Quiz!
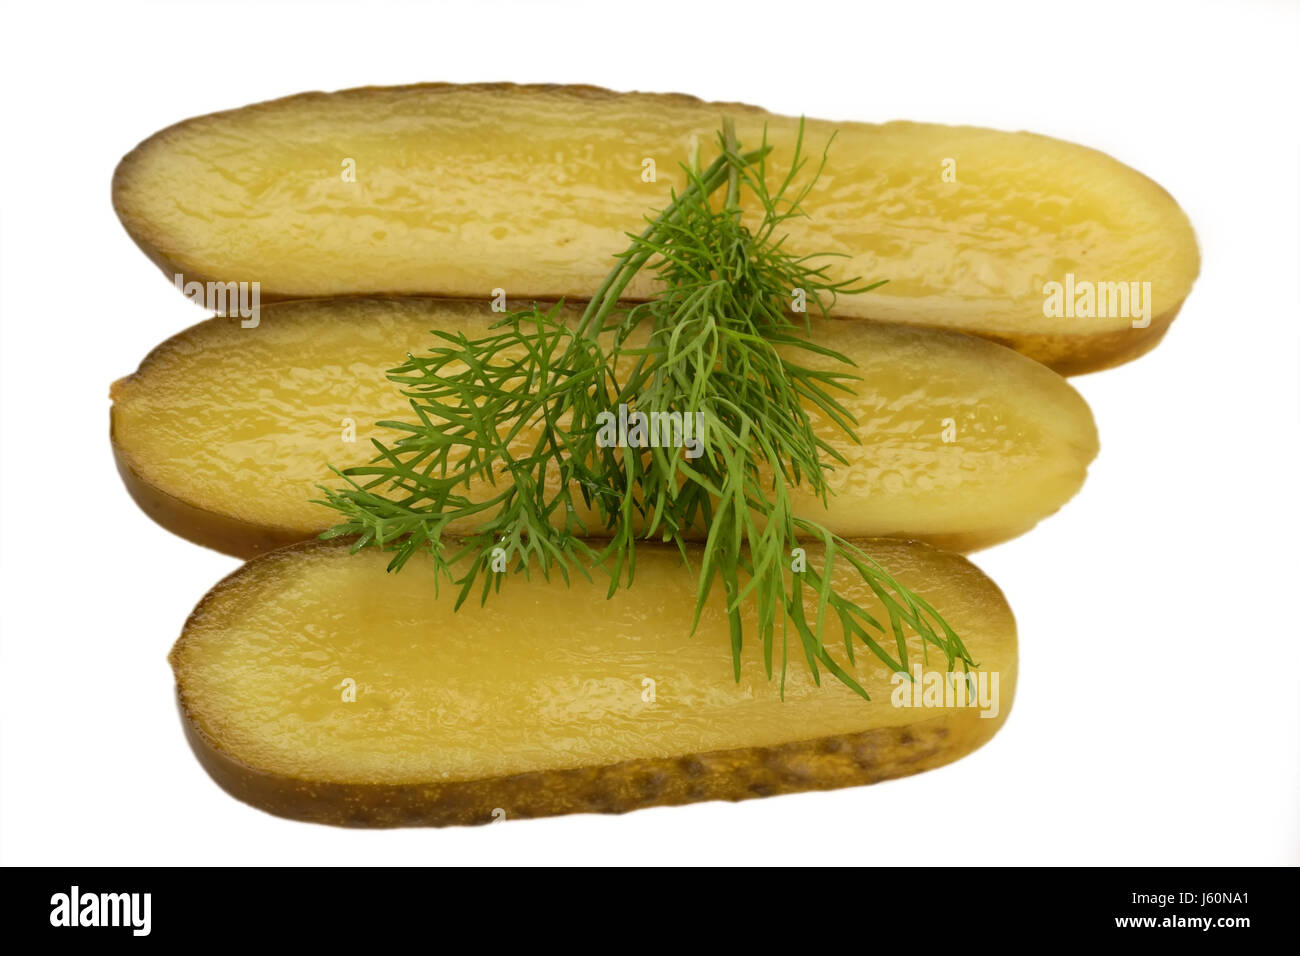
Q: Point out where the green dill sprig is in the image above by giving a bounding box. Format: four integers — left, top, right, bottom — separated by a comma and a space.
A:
316, 119, 976, 698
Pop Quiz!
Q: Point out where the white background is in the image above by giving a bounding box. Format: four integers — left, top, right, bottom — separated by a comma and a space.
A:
2, 0, 1297, 866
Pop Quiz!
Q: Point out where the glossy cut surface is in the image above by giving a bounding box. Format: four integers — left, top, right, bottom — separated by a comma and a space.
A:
110, 298, 1099, 556
170, 539, 1016, 824
113, 83, 1200, 373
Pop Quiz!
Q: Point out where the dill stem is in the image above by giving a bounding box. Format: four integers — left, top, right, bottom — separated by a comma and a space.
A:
575, 140, 768, 340
722, 117, 741, 216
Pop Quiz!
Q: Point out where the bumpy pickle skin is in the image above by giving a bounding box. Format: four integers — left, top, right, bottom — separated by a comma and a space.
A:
170, 538, 1017, 826
110, 298, 1099, 558
112, 83, 1199, 374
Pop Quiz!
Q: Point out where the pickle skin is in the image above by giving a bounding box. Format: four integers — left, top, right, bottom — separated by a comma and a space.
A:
178, 691, 993, 827
112, 439, 304, 557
